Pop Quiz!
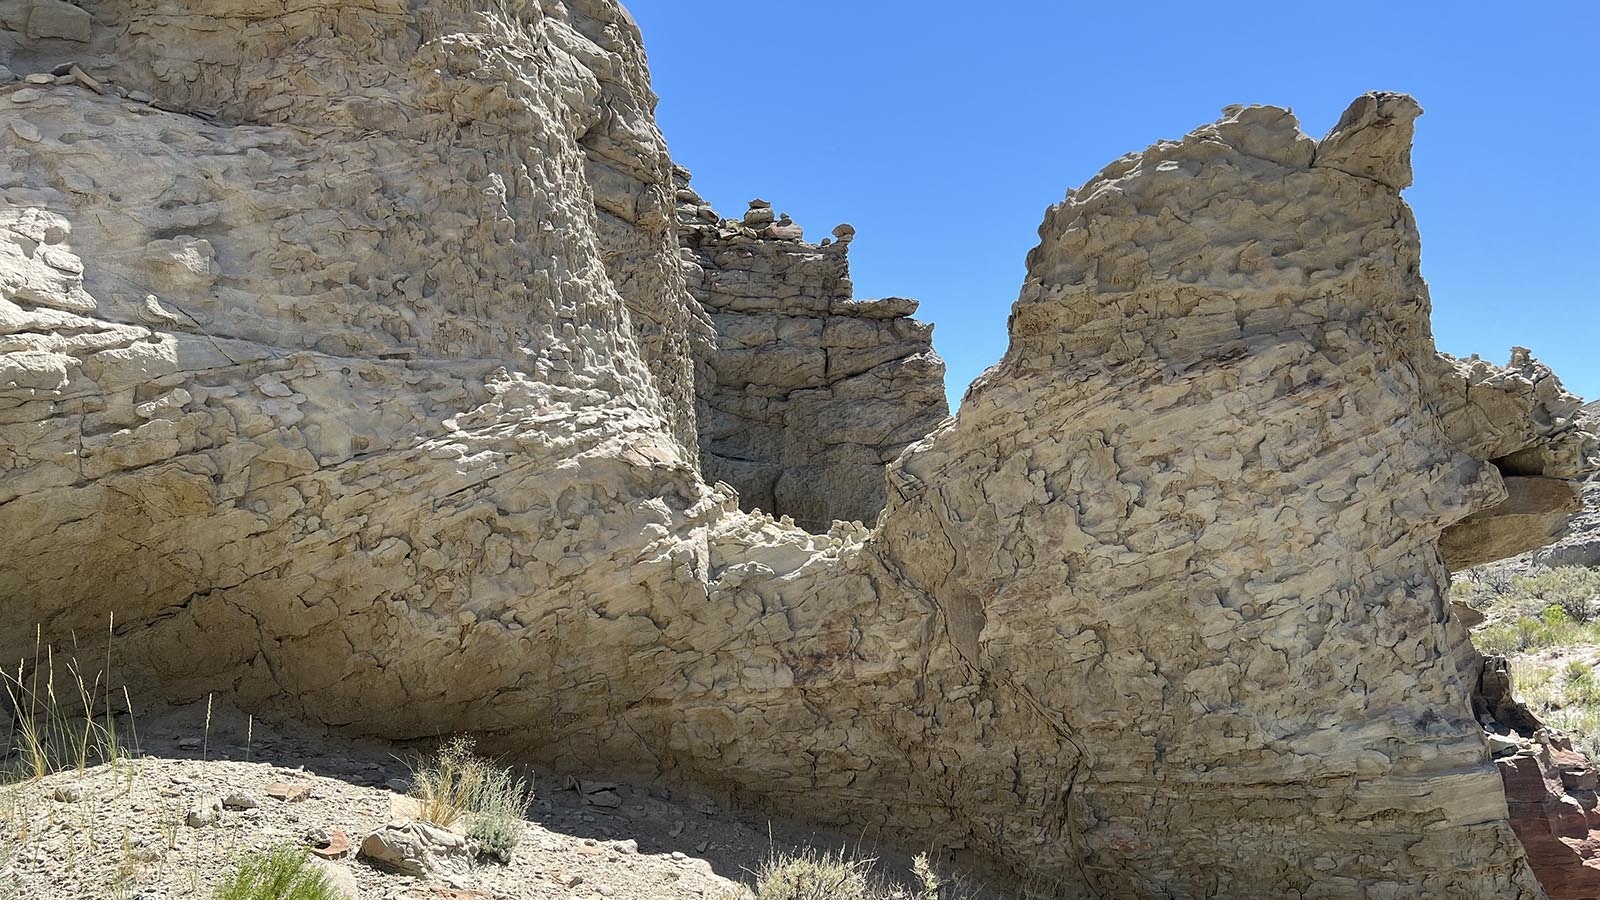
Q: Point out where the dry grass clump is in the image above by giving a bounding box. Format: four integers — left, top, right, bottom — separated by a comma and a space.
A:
2, 622, 139, 783
742, 848, 969, 900
408, 735, 531, 863
212, 846, 337, 900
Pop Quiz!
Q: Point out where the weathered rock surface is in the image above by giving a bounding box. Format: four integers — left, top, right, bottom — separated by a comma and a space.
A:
358, 821, 471, 877
1499, 741, 1600, 900
1457, 397, 1600, 576
1533, 400, 1600, 570
1437, 350, 1595, 570
1538, 479, 1600, 570
675, 174, 948, 530
0, 6, 1594, 897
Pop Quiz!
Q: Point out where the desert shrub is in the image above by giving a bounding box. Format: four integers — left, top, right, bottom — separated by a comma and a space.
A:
408, 736, 530, 863
1473, 621, 1519, 656
1456, 566, 1600, 624
1506, 658, 1600, 758
744, 849, 967, 900
1521, 568, 1600, 623
751, 849, 876, 900
1564, 664, 1600, 708
1452, 567, 1515, 609
1471, 612, 1600, 656
1553, 711, 1600, 760
466, 763, 532, 864
212, 846, 336, 900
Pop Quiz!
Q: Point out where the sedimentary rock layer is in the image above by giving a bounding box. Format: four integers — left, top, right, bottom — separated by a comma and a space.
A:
1437, 351, 1594, 570
1, 4, 1594, 896
675, 177, 948, 530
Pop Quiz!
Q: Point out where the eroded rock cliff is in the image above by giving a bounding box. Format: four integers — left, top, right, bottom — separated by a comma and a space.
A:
1, 3, 1594, 897
675, 176, 948, 530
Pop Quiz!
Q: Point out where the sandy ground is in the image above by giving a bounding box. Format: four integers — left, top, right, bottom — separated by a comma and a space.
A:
1, 698, 991, 900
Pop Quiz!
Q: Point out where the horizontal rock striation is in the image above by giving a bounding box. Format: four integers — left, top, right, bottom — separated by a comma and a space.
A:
1, 6, 1594, 897
675, 176, 948, 530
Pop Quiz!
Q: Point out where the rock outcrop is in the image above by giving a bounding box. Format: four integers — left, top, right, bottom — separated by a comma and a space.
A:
1477, 657, 1600, 900
1, 5, 1594, 897
1437, 350, 1594, 570
1537, 479, 1600, 570
1532, 399, 1600, 571
1500, 740, 1600, 900
675, 175, 948, 530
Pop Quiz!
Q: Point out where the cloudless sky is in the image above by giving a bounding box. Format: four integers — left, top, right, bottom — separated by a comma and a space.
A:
630, 2, 1598, 410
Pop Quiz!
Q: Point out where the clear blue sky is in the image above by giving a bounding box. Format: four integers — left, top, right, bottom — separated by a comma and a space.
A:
630, 2, 1599, 410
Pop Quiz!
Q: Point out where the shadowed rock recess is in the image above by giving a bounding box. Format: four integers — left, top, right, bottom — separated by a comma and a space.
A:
1, 3, 1595, 898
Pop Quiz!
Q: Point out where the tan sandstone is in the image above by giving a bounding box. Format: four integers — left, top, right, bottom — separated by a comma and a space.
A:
0, 4, 1595, 898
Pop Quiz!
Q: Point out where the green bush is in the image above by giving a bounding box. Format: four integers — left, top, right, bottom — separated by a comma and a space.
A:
1454, 566, 1600, 623
213, 846, 336, 900
408, 736, 531, 864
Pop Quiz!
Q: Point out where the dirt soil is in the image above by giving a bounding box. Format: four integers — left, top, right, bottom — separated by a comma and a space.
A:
1, 699, 983, 900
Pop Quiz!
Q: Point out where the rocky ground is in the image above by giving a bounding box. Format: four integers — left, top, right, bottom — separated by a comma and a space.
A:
0, 700, 965, 900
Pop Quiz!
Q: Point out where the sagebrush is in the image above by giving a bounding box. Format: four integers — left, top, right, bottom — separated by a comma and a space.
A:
1455, 566, 1600, 626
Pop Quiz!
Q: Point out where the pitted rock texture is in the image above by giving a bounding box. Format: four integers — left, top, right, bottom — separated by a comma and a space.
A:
675, 175, 949, 530
0, 10, 1593, 897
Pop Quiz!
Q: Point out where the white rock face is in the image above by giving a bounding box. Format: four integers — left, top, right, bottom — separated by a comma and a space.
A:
0, 6, 1592, 898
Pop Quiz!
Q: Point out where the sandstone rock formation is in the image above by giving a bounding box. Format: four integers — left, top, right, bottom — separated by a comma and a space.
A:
1537, 480, 1600, 570
1437, 351, 1595, 570
1500, 740, 1600, 900
1, 4, 1595, 896
1532, 399, 1600, 571
674, 175, 948, 530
